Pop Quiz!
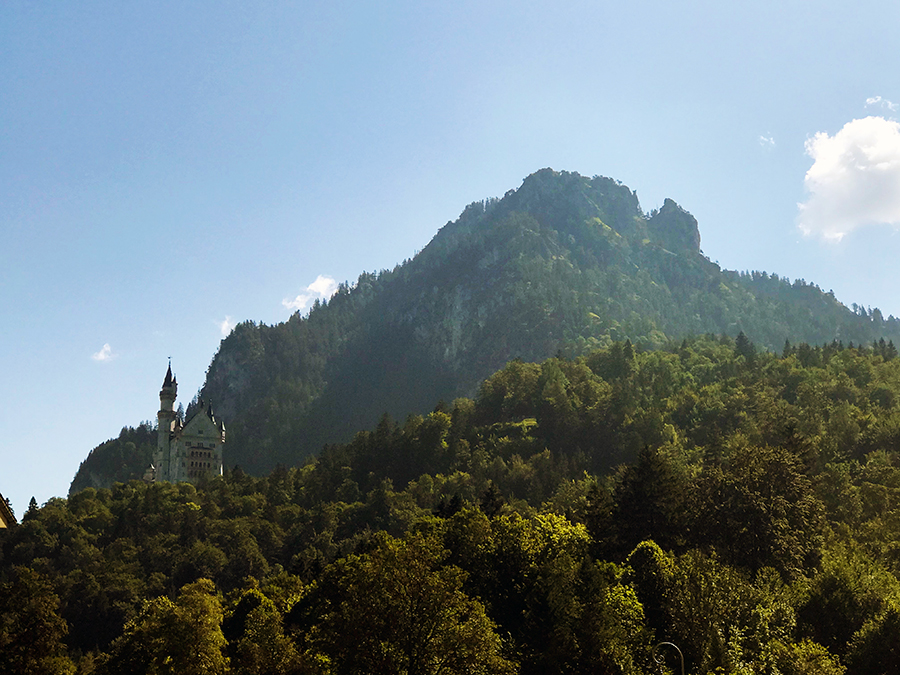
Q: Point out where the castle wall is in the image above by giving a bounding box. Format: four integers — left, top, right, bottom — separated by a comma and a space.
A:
152, 366, 225, 484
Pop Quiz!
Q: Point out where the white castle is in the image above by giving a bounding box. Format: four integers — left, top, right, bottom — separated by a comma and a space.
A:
148, 363, 225, 483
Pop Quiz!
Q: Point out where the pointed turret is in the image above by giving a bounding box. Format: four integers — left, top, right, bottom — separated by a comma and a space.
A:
159, 363, 178, 412
206, 401, 226, 438
142, 463, 157, 483
156, 362, 179, 482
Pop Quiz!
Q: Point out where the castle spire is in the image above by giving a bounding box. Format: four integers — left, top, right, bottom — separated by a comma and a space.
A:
159, 362, 178, 411
163, 362, 175, 388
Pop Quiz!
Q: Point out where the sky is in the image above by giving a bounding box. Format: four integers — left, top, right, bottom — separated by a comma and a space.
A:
4, 0, 900, 517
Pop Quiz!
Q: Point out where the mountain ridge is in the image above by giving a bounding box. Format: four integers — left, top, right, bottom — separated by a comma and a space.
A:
71, 168, 900, 492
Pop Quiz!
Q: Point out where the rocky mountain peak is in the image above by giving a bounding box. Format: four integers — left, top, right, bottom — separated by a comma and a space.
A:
647, 198, 701, 254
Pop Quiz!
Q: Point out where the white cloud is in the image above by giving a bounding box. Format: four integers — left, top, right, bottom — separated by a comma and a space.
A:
282, 274, 339, 312
798, 116, 900, 241
307, 274, 339, 297
759, 134, 775, 149
219, 315, 236, 337
91, 343, 114, 361
866, 96, 898, 112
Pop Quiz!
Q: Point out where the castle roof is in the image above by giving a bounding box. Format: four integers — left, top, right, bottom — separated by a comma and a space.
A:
162, 364, 177, 388
0, 493, 16, 527
183, 398, 225, 433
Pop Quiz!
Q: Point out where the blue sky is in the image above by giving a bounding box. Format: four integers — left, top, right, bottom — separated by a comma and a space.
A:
4, 0, 900, 516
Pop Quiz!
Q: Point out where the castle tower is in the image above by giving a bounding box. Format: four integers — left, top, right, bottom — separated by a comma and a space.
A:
156, 363, 178, 481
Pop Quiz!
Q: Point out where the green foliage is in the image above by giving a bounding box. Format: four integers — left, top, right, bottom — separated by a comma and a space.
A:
614, 447, 688, 555
224, 587, 304, 675
844, 602, 900, 674
101, 579, 228, 675
692, 441, 825, 578
293, 532, 515, 675
626, 540, 674, 639
771, 639, 846, 675
796, 542, 900, 657
662, 550, 779, 673
70, 423, 156, 494
0, 567, 75, 675
23, 336, 900, 671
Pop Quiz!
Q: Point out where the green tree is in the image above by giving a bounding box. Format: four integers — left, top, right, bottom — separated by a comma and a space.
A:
664, 550, 759, 673
796, 543, 899, 658
101, 578, 228, 675
0, 567, 75, 675
522, 555, 649, 675
844, 602, 900, 674
225, 588, 304, 675
692, 442, 824, 577
625, 540, 674, 639
613, 446, 687, 555
735, 330, 756, 364
294, 532, 515, 675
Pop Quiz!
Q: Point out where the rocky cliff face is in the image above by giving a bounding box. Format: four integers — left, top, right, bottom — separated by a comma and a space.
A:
647, 198, 701, 254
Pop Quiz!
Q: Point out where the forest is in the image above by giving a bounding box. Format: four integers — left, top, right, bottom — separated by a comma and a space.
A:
8, 335, 900, 673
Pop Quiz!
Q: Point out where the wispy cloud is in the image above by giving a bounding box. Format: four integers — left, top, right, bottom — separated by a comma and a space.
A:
282, 275, 339, 312
219, 316, 236, 337
758, 134, 775, 149
866, 95, 898, 112
798, 116, 900, 241
91, 343, 114, 362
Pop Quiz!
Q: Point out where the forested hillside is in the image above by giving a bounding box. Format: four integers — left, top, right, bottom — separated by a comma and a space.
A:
13, 336, 900, 673
71, 168, 900, 492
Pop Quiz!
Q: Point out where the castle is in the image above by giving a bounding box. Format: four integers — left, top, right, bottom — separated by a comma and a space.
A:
149, 364, 225, 483
0, 493, 15, 528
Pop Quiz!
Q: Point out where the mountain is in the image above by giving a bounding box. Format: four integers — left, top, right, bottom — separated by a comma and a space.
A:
71, 168, 900, 491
